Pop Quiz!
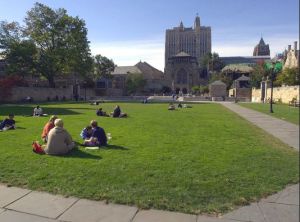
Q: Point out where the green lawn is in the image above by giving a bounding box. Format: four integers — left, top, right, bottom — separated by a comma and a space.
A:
239, 103, 299, 125
0, 102, 298, 214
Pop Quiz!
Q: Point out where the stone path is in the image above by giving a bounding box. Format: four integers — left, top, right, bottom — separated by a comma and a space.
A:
0, 103, 298, 222
0, 183, 298, 222
221, 102, 299, 150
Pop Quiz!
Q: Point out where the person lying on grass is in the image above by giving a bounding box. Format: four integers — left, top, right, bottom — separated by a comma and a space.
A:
0, 114, 16, 131
33, 118, 75, 155
110, 105, 127, 118
80, 125, 99, 146
41, 115, 58, 143
90, 120, 107, 146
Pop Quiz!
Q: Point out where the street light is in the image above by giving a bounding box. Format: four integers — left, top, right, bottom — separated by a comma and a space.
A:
266, 60, 282, 113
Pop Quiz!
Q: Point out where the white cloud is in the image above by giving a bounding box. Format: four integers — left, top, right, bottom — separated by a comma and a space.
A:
91, 39, 165, 71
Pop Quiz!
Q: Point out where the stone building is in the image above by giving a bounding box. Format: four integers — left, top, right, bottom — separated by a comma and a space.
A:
253, 37, 270, 56
95, 61, 165, 96
209, 80, 227, 99
164, 15, 211, 93
165, 15, 211, 66
284, 41, 299, 69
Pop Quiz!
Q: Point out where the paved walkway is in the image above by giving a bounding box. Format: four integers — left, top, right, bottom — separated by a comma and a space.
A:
221, 102, 299, 150
0, 103, 298, 222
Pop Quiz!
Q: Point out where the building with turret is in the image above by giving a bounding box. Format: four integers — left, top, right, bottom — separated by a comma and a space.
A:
164, 15, 211, 93
165, 15, 211, 66
253, 37, 270, 56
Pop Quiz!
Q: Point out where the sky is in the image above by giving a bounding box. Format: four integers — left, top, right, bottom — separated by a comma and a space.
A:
0, 0, 299, 71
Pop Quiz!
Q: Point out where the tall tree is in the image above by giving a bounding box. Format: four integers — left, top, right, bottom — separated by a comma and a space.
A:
23, 2, 93, 87
201, 52, 224, 73
93, 54, 116, 79
249, 61, 268, 88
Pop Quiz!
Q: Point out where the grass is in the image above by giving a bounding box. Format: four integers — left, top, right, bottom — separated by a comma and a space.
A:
239, 102, 299, 125
0, 102, 298, 214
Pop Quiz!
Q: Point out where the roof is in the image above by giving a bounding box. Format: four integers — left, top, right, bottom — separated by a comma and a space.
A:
111, 66, 142, 75
135, 61, 164, 80
210, 80, 226, 86
236, 75, 250, 81
174, 51, 191, 57
222, 64, 253, 73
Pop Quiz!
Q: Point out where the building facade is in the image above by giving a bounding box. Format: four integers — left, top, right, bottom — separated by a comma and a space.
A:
165, 15, 211, 66
164, 15, 211, 93
253, 38, 270, 56
284, 41, 299, 69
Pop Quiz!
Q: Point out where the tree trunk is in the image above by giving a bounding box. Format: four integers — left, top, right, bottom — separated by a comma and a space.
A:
47, 75, 55, 88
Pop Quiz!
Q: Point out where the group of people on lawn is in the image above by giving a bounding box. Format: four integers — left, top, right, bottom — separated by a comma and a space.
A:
33, 116, 108, 155
1, 104, 127, 155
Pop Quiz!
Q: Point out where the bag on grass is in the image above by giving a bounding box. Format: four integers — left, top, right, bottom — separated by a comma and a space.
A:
32, 141, 45, 154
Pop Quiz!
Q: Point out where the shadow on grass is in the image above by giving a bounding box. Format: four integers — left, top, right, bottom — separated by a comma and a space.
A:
0, 106, 82, 116
59, 148, 102, 160
102, 144, 129, 150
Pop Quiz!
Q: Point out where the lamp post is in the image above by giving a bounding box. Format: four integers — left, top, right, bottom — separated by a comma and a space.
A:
267, 60, 282, 113
270, 65, 274, 113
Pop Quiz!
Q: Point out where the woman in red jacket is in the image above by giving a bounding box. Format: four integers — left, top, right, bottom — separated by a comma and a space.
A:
41, 115, 57, 143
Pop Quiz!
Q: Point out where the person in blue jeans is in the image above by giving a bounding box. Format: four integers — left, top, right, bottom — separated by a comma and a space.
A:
90, 120, 107, 146
0, 114, 16, 131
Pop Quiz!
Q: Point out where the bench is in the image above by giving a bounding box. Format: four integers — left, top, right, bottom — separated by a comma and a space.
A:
289, 100, 300, 107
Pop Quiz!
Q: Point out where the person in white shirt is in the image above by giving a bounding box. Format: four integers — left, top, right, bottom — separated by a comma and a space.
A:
33, 105, 43, 116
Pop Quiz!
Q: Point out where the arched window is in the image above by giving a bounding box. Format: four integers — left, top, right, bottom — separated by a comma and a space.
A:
176, 69, 187, 84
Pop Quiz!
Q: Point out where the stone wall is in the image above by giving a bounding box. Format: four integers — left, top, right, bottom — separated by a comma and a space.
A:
251, 85, 299, 103
3, 86, 96, 102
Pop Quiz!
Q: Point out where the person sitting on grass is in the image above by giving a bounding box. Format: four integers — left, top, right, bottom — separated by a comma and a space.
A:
168, 103, 175, 110
96, 108, 109, 117
33, 105, 43, 116
111, 105, 127, 118
42, 119, 75, 155
90, 120, 107, 146
80, 125, 99, 146
41, 115, 57, 143
0, 114, 16, 131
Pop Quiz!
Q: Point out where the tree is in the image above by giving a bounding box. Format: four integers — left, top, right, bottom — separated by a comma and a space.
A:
125, 73, 146, 95
275, 68, 300, 86
93, 54, 116, 79
249, 62, 268, 88
201, 52, 224, 73
23, 2, 93, 87
0, 21, 37, 77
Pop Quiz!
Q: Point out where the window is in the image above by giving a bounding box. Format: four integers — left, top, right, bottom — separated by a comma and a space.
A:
96, 81, 106, 88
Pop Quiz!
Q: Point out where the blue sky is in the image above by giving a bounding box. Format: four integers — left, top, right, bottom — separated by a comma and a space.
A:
0, 0, 299, 70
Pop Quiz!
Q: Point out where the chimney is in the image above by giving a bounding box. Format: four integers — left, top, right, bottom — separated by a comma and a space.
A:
294, 41, 297, 51
288, 45, 291, 51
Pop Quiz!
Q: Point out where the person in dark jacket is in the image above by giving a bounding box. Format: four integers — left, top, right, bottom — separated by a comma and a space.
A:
111, 105, 127, 118
90, 120, 107, 146
0, 114, 16, 131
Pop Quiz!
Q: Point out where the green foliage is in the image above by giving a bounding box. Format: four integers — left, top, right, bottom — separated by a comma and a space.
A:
249, 62, 268, 88
0, 3, 93, 87
275, 68, 300, 86
192, 85, 209, 95
125, 73, 146, 94
0, 103, 298, 214
201, 52, 225, 72
5, 40, 37, 76
93, 54, 116, 79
